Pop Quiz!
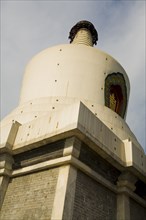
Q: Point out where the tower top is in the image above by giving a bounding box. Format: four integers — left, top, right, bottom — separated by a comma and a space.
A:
69, 20, 98, 46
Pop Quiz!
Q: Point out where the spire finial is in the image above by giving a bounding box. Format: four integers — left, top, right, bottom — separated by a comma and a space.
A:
69, 20, 98, 46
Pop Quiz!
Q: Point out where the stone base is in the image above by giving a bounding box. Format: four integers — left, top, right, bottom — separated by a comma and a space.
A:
0, 102, 146, 219
0, 137, 146, 220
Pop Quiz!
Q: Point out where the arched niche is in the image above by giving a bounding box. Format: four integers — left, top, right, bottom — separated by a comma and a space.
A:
104, 73, 127, 118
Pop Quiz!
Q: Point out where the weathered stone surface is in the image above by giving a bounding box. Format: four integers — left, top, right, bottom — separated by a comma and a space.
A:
0, 168, 59, 220
72, 170, 117, 220
13, 139, 64, 169
130, 198, 146, 220
79, 143, 121, 184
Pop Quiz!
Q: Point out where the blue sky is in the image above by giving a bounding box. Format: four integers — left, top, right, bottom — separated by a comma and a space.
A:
1, 0, 145, 151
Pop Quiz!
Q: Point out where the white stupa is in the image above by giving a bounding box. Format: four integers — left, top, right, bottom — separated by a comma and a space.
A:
1, 21, 143, 151
0, 21, 145, 220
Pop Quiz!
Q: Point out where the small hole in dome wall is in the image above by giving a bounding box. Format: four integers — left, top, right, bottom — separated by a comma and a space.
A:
122, 126, 123, 129
52, 107, 55, 109
28, 125, 31, 128
57, 63, 59, 66
101, 88, 103, 90
115, 116, 117, 118
30, 102, 32, 105
21, 111, 23, 113
106, 58, 108, 60
12, 120, 14, 122
114, 138, 116, 142
59, 49, 62, 51
27, 133, 29, 136
55, 80, 57, 82
111, 127, 113, 130
114, 147, 116, 150
95, 113, 97, 116
56, 122, 59, 128
35, 116, 37, 118
56, 99, 59, 102
91, 104, 94, 107
104, 72, 106, 75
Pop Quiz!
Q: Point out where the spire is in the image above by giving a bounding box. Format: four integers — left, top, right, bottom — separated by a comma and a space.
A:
68, 20, 98, 46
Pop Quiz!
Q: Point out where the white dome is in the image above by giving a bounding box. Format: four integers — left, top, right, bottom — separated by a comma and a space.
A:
20, 44, 130, 119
